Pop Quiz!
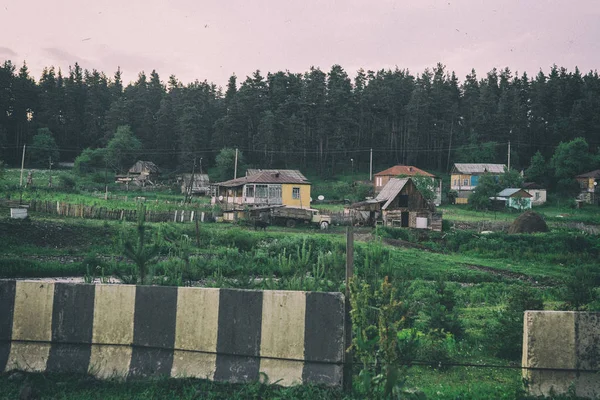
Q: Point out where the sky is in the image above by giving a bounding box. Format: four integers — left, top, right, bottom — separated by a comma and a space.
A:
1, 0, 599, 87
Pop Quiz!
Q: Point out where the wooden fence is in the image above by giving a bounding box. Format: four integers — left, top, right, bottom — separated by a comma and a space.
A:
22, 200, 213, 223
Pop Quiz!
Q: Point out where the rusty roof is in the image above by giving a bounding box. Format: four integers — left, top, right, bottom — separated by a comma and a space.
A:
246, 169, 307, 181
375, 165, 435, 177
215, 170, 310, 187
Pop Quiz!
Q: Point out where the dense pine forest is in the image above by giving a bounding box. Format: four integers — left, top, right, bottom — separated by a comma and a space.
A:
1, 60, 599, 175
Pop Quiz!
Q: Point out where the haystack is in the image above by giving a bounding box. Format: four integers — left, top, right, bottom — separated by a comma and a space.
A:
508, 211, 548, 234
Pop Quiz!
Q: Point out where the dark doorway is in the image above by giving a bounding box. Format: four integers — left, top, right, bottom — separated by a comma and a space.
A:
401, 211, 409, 227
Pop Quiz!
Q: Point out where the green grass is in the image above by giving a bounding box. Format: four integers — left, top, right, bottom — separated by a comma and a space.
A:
440, 204, 600, 225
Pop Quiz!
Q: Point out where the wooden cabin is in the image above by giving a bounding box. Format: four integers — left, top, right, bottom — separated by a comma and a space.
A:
351, 178, 442, 231
450, 163, 506, 204
116, 160, 160, 186
212, 170, 311, 214
374, 165, 442, 205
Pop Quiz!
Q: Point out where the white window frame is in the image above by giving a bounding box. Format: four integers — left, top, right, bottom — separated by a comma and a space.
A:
292, 187, 301, 199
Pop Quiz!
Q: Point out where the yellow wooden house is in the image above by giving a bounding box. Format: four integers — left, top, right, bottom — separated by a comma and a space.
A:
212, 170, 311, 219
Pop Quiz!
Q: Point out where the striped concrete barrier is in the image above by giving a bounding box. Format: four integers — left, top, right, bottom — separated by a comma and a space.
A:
0, 281, 345, 386
523, 311, 600, 399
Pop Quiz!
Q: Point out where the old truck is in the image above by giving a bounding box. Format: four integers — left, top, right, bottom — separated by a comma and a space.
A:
250, 205, 331, 229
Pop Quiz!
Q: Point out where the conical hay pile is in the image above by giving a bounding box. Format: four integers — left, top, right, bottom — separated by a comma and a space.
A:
507, 211, 549, 234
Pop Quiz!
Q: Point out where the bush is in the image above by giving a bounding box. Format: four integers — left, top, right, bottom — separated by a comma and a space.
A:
58, 174, 77, 191
485, 284, 543, 360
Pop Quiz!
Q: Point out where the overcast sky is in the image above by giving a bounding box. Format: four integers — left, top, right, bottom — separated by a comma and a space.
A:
1, 0, 599, 87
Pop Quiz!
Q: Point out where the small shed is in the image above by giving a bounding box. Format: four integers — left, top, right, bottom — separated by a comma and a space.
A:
117, 161, 160, 187
180, 173, 210, 195
496, 188, 532, 210
351, 178, 442, 231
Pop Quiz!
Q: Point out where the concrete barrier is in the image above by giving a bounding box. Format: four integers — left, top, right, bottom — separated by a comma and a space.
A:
0, 281, 344, 386
523, 311, 600, 399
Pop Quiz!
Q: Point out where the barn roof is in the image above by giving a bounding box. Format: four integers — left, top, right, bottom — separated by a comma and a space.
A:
216, 170, 309, 187
375, 165, 435, 177
452, 163, 506, 174
182, 173, 210, 183
576, 169, 600, 179
246, 169, 307, 181
376, 178, 410, 210
129, 161, 159, 174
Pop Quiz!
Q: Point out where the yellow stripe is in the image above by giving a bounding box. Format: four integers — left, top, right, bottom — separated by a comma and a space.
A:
5, 343, 51, 372
171, 351, 216, 379
88, 345, 132, 379
91, 284, 136, 345
11, 281, 54, 342
259, 290, 306, 385
174, 287, 220, 351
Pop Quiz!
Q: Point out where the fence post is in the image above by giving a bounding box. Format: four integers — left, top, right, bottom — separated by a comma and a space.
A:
344, 226, 354, 391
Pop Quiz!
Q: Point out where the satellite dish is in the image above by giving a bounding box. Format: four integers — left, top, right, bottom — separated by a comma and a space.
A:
318, 195, 325, 201
218, 195, 224, 201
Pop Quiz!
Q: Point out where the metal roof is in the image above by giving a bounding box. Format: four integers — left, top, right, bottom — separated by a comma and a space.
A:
576, 169, 600, 179
452, 163, 506, 174
498, 188, 532, 198
375, 165, 435, 177
246, 169, 307, 181
376, 178, 410, 210
129, 161, 159, 174
215, 170, 309, 187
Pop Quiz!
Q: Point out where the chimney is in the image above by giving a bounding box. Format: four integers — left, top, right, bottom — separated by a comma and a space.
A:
409, 167, 413, 172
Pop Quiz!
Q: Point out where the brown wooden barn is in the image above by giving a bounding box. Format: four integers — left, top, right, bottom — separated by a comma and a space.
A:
350, 178, 442, 231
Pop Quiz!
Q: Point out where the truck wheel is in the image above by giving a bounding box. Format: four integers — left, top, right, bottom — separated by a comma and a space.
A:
286, 219, 297, 228
320, 221, 329, 230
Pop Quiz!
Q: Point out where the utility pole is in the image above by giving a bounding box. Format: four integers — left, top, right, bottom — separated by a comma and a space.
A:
234, 148, 238, 179
19, 144, 26, 188
508, 141, 511, 171
186, 157, 196, 204
369, 148, 373, 181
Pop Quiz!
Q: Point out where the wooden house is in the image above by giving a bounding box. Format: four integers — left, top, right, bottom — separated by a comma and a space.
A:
494, 188, 533, 210
522, 182, 547, 206
450, 163, 506, 204
180, 173, 210, 195
116, 160, 160, 186
351, 178, 442, 231
374, 165, 442, 205
212, 170, 311, 219
576, 170, 600, 205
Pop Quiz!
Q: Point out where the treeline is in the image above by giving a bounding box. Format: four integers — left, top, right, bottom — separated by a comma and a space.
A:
1, 60, 599, 175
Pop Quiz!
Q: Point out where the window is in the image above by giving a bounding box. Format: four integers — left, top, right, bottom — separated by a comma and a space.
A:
245, 185, 254, 197
255, 185, 268, 198
453, 179, 457, 186
535, 192, 540, 200
376, 177, 383, 187
463, 179, 468, 186
292, 187, 301, 199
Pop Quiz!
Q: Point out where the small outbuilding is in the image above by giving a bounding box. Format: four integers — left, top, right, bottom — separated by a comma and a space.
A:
180, 173, 210, 195
495, 188, 533, 210
117, 161, 160, 186
350, 178, 442, 231
576, 170, 600, 205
